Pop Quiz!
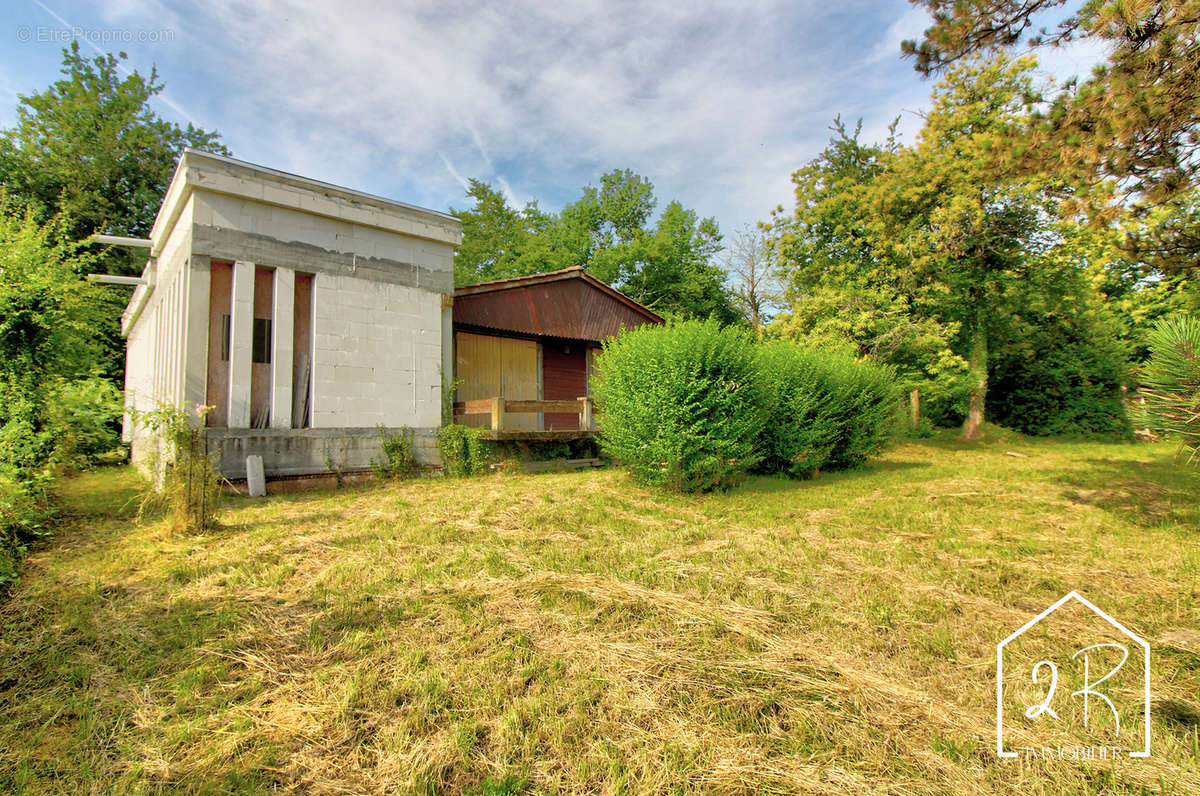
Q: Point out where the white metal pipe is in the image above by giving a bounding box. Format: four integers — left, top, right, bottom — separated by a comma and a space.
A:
87, 274, 148, 286
95, 234, 152, 248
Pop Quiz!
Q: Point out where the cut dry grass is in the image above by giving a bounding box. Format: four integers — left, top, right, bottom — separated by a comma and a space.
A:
1, 434, 1198, 794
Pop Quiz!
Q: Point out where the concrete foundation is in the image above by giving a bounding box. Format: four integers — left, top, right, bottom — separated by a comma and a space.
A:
204, 427, 440, 479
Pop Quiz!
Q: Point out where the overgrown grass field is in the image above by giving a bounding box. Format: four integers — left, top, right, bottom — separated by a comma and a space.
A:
1, 435, 1198, 794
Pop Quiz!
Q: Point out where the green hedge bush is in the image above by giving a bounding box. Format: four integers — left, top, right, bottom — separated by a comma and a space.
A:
47, 377, 124, 468
756, 343, 899, 477
591, 320, 767, 492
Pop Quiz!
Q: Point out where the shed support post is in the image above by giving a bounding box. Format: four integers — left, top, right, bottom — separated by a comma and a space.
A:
579, 397, 593, 431
490, 397, 505, 432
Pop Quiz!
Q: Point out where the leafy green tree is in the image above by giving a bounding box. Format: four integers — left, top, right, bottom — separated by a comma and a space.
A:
613, 202, 733, 321
0, 202, 103, 476
0, 45, 229, 386
773, 57, 1132, 439
0, 44, 229, 256
766, 117, 890, 296
850, 58, 1052, 438
903, 0, 1200, 272
451, 170, 737, 321
450, 179, 549, 285
986, 228, 1132, 436
769, 283, 970, 427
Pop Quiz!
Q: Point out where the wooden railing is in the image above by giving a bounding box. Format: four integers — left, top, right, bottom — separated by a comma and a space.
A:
453, 397, 594, 433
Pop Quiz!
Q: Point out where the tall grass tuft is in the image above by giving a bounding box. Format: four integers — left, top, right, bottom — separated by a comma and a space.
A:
134, 404, 221, 533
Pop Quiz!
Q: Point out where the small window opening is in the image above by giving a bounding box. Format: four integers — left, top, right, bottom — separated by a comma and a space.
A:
220, 315, 231, 361
252, 318, 272, 364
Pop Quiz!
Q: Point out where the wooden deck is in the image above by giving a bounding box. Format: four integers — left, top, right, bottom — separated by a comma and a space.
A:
453, 397, 595, 441
478, 429, 593, 441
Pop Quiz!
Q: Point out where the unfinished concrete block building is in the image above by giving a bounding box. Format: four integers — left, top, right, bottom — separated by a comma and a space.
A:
122, 149, 461, 478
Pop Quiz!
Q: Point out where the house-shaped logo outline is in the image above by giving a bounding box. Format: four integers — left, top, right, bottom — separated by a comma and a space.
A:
996, 591, 1151, 758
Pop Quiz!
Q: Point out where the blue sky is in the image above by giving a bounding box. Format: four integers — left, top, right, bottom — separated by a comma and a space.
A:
0, 1, 1107, 239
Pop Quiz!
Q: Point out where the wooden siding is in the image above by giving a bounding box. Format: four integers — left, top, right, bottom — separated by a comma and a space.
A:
205, 261, 233, 427
292, 272, 313, 428
455, 332, 539, 431
250, 267, 274, 428
542, 342, 587, 430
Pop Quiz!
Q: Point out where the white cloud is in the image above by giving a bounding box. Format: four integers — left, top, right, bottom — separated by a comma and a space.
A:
5, 0, 936, 236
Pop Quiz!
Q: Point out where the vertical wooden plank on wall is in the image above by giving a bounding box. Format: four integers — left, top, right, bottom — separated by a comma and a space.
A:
205, 262, 233, 427
455, 332, 540, 430
249, 267, 274, 428
292, 273, 314, 428
500, 337, 539, 431
455, 332, 501, 429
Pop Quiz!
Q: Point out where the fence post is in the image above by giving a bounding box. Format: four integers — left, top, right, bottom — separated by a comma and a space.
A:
490, 397, 505, 432
910, 388, 920, 429
579, 397, 593, 431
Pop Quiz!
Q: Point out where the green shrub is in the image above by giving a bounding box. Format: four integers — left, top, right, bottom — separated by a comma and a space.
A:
756, 343, 899, 478
591, 320, 767, 492
915, 366, 971, 428
1138, 314, 1200, 464
827, 353, 902, 469
988, 314, 1131, 437
374, 426, 418, 479
437, 424, 490, 477
47, 377, 124, 468
906, 415, 938, 439
755, 343, 841, 477
0, 472, 52, 594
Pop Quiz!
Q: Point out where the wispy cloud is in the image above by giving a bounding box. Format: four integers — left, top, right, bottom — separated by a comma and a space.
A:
2, 0, 947, 233
438, 150, 469, 191
31, 0, 204, 127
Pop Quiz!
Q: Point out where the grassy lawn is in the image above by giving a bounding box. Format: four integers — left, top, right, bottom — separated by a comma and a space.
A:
1, 434, 1198, 794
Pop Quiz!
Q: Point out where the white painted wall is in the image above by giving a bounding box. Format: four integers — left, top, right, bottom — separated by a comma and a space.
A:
123, 195, 196, 459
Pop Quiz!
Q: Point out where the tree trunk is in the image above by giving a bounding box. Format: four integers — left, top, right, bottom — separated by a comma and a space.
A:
962, 322, 987, 440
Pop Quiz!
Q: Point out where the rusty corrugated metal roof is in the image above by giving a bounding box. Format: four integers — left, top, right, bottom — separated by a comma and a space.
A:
452, 266, 663, 341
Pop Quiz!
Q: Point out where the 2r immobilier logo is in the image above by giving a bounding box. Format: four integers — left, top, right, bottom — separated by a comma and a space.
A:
996, 591, 1151, 761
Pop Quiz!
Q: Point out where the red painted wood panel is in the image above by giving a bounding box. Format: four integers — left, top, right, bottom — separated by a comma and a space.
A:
541, 342, 587, 430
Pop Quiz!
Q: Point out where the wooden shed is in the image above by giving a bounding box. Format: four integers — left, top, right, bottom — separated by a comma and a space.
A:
452, 266, 663, 438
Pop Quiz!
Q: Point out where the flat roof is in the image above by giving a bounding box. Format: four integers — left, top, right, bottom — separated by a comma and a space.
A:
148, 148, 462, 253
179, 148, 459, 223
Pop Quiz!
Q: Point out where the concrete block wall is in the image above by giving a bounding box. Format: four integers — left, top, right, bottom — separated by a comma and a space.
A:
311, 273, 443, 429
